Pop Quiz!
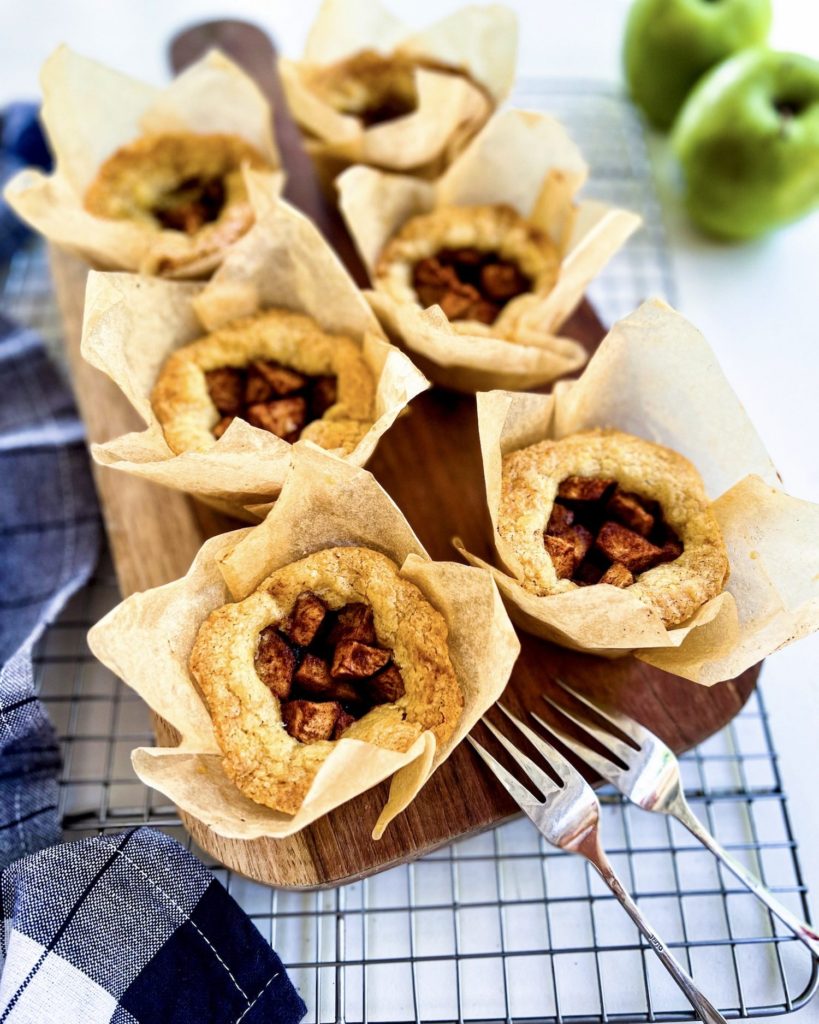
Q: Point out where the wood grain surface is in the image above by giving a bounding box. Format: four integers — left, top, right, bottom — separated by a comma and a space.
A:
50, 20, 758, 888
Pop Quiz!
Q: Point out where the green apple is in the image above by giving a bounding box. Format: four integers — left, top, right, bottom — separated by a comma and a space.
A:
672, 49, 819, 239
624, 0, 772, 130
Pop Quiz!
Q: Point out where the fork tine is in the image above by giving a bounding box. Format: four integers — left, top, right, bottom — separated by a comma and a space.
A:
481, 718, 562, 799
496, 704, 587, 792
530, 710, 627, 787
552, 678, 648, 746
542, 691, 638, 765
466, 735, 544, 813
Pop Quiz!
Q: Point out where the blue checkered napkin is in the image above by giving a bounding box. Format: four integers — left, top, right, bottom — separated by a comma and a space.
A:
0, 313, 101, 867
0, 827, 307, 1023
1, 100, 97, 867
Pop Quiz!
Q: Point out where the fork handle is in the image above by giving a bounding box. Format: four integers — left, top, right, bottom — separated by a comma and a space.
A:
675, 801, 819, 959
592, 855, 727, 1024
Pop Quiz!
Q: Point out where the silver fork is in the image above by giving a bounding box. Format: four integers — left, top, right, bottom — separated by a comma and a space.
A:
468, 706, 727, 1024
540, 680, 819, 959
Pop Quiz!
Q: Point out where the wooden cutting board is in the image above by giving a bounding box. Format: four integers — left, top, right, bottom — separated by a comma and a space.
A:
50, 21, 758, 888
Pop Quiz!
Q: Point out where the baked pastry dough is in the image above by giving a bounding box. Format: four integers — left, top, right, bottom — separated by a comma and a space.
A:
304, 49, 426, 126
151, 308, 376, 456
84, 132, 270, 275
190, 546, 464, 814
498, 429, 729, 626
374, 204, 560, 336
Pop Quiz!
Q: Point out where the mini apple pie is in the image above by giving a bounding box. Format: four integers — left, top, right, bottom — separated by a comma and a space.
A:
190, 546, 464, 814
280, 2, 517, 183
498, 429, 729, 626
374, 204, 560, 335
84, 132, 271, 275
151, 308, 376, 456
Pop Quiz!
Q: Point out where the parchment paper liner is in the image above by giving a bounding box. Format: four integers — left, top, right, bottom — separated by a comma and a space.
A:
81, 195, 429, 520
280, 0, 517, 183
337, 109, 642, 392
88, 444, 521, 841
4, 46, 284, 279
458, 298, 819, 684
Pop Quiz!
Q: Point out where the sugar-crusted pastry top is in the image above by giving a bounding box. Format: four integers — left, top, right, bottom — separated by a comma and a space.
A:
304, 49, 424, 125
151, 308, 375, 457
190, 546, 464, 815
498, 428, 729, 626
374, 204, 560, 338
84, 131, 270, 275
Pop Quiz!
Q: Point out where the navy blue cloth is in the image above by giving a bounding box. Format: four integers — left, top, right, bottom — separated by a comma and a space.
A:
2, 103, 51, 169
0, 103, 50, 262
0, 313, 100, 867
0, 827, 307, 1022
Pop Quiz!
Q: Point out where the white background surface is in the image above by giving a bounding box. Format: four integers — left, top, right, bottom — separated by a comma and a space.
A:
2, 1, 818, 1019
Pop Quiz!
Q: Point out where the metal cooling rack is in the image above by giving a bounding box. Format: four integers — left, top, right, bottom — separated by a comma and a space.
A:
2, 81, 817, 1024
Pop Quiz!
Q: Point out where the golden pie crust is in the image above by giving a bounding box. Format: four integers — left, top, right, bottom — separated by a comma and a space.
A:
190, 546, 464, 815
84, 132, 270, 275
151, 309, 376, 456
374, 204, 560, 336
498, 429, 730, 626
305, 49, 422, 123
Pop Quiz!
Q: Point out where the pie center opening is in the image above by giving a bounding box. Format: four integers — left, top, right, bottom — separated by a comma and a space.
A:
152, 176, 227, 234
344, 86, 418, 127
205, 361, 338, 443
254, 592, 406, 743
412, 247, 531, 325
544, 476, 684, 588
333, 56, 420, 127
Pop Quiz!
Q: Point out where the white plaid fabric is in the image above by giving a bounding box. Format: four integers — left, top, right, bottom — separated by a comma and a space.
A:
0, 828, 306, 1023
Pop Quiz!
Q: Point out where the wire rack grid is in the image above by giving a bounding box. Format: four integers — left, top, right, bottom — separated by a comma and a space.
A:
1, 81, 817, 1024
